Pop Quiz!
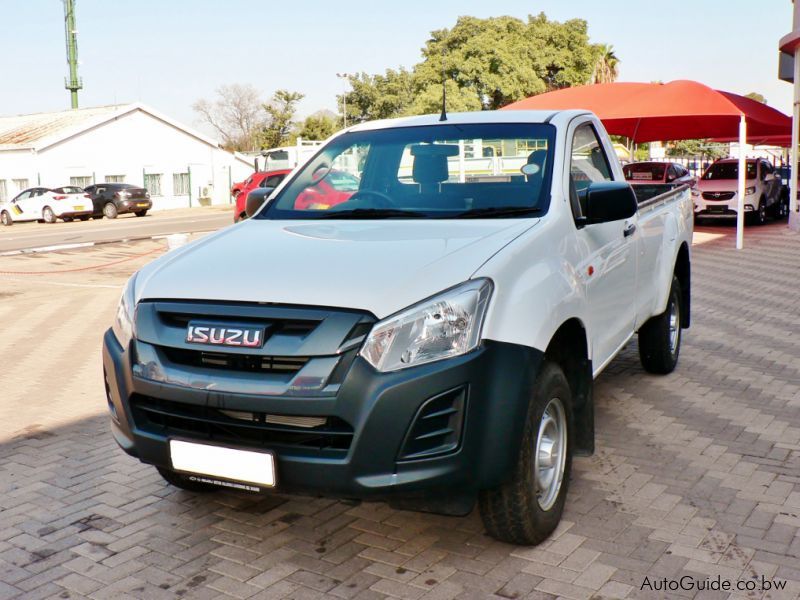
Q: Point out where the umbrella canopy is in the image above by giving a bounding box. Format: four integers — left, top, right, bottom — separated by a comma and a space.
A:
502, 80, 791, 143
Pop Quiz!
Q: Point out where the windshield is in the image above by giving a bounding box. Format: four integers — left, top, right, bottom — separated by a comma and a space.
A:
53, 186, 84, 194
623, 163, 666, 182
258, 123, 556, 220
703, 161, 756, 180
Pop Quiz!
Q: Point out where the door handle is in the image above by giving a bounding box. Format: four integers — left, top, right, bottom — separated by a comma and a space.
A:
623, 223, 636, 238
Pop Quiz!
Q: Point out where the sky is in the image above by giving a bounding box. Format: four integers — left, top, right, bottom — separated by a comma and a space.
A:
0, 0, 793, 139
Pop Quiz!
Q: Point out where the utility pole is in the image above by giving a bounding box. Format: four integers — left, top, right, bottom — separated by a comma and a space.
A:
63, 0, 82, 109
336, 73, 351, 128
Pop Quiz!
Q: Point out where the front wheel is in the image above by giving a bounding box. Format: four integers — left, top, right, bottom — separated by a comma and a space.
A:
157, 467, 220, 493
1, 211, 12, 226
638, 276, 682, 374
42, 206, 57, 224
479, 362, 573, 545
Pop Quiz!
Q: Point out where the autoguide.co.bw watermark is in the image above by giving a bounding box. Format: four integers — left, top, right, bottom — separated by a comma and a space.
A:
641, 574, 786, 593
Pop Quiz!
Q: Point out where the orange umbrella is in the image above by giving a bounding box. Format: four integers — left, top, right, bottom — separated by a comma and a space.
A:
503, 80, 791, 143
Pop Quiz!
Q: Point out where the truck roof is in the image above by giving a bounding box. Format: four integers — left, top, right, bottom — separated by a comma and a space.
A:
347, 109, 592, 132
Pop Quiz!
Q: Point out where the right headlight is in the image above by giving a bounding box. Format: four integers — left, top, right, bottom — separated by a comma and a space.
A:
359, 279, 493, 372
112, 273, 137, 348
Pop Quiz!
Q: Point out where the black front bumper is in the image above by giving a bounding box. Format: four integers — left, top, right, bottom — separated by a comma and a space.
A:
103, 328, 542, 503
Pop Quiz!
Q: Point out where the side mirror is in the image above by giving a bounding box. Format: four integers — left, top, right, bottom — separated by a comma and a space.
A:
578, 181, 638, 226
244, 188, 275, 218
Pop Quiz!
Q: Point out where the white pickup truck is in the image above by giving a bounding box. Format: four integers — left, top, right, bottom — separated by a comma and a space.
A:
103, 110, 692, 545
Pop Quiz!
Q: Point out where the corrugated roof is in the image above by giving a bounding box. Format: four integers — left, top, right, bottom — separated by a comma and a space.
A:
0, 104, 137, 149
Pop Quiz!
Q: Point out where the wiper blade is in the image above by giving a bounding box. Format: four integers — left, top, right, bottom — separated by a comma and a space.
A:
455, 206, 542, 219
318, 208, 428, 219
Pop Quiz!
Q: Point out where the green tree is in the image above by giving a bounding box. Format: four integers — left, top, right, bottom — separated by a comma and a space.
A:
296, 113, 340, 141
667, 139, 727, 160
342, 13, 608, 120
259, 90, 304, 149
745, 92, 767, 104
592, 44, 619, 84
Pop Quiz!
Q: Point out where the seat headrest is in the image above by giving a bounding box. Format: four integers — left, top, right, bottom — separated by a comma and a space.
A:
413, 155, 450, 185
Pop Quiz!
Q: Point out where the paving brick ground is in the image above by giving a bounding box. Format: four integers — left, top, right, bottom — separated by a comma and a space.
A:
0, 224, 799, 600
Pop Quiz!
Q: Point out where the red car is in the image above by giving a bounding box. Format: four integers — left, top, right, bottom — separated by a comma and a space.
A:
233, 169, 291, 222
294, 170, 360, 210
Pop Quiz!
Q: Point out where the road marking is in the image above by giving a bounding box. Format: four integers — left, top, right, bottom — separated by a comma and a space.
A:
1, 278, 120, 289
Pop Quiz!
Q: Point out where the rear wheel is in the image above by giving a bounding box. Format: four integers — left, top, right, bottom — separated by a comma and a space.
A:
1, 211, 11, 226
638, 276, 682, 374
157, 467, 220, 493
103, 203, 118, 219
479, 362, 572, 545
42, 206, 57, 224
134, 209, 148, 217
79, 215, 90, 221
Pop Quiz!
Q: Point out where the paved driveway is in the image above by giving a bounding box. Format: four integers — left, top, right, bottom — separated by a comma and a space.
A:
0, 225, 798, 600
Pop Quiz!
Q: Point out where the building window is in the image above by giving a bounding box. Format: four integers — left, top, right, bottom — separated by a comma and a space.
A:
105, 175, 125, 183
173, 172, 190, 196
13, 178, 29, 192
0, 180, 6, 203
144, 174, 162, 196
70, 176, 93, 188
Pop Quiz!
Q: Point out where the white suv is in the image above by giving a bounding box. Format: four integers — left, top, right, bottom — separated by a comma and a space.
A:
693, 158, 782, 224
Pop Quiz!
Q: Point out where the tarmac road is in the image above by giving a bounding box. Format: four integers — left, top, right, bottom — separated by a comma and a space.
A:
0, 205, 233, 254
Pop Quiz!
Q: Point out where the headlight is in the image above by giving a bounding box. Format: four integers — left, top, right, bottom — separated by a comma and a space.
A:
745, 186, 756, 196
360, 279, 493, 372
112, 273, 137, 348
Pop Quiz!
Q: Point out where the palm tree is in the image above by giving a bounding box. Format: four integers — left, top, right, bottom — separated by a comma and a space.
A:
593, 45, 619, 84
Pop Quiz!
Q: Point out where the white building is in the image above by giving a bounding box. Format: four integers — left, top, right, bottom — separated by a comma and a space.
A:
0, 103, 255, 209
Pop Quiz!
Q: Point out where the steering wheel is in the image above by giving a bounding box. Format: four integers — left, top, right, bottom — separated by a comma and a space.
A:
345, 190, 395, 208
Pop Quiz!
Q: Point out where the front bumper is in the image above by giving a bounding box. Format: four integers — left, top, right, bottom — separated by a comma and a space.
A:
694, 195, 756, 217
103, 329, 542, 503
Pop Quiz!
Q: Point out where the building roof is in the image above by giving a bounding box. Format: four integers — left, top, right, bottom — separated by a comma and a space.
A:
0, 103, 250, 166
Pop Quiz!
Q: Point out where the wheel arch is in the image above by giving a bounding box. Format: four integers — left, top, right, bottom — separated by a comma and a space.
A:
674, 242, 690, 328
544, 318, 594, 455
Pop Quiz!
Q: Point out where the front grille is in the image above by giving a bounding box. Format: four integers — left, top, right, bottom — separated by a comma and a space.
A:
162, 347, 309, 374
702, 191, 735, 201
131, 395, 353, 455
160, 312, 318, 337
399, 387, 466, 461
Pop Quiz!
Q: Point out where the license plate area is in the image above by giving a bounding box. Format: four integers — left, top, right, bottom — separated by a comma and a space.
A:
169, 439, 275, 488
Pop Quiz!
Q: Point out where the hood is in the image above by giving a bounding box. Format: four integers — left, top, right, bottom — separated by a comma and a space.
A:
136, 218, 538, 318
697, 178, 753, 192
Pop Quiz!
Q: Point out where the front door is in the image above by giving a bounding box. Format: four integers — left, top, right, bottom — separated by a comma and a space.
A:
568, 122, 637, 371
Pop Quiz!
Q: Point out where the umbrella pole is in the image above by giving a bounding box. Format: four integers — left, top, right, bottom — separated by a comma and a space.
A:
736, 115, 747, 250
790, 47, 800, 230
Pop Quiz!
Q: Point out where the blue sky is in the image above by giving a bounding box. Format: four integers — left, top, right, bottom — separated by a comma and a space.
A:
0, 1, 793, 136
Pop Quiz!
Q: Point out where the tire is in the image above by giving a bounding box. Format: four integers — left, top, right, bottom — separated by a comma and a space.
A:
62, 216, 73, 223
776, 194, 790, 221
1, 211, 11, 226
479, 362, 573, 545
103, 202, 118, 219
638, 275, 682, 374
79, 216, 90, 221
42, 206, 57, 224
134, 209, 148, 217
755, 198, 767, 225
92, 215, 103, 220
157, 467, 220, 493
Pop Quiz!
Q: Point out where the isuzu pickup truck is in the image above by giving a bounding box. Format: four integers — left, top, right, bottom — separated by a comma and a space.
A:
103, 110, 692, 545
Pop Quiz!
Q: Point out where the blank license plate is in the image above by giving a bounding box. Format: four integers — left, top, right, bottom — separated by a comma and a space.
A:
170, 440, 275, 487
137, 203, 148, 207
74, 205, 84, 211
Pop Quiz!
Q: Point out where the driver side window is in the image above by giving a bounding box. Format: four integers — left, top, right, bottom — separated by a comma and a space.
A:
569, 123, 613, 219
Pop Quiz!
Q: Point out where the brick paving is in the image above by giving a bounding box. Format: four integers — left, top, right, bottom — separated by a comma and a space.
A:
0, 224, 799, 600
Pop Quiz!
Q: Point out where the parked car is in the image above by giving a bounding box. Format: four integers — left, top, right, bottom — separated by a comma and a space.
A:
693, 158, 783, 224
83, 183, 152, 219
104, 109, 692, 546
623, 161, 695, 187
231, 170, 290, 202
0, 186, 93, 226
233, 170, 292, 222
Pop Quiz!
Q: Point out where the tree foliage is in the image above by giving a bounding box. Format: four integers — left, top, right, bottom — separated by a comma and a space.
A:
296, 113, 340, 141
745, 92, 767, 104
592, 44, 619, 84
666, 139, 727, 159
340, 13, 609, 122
259, 90, 305, 149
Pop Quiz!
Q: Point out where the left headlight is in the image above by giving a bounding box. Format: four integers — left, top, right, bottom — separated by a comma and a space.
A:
745, 186, 756, 196
359, 279, 493, 372
112, 273, 137, 348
